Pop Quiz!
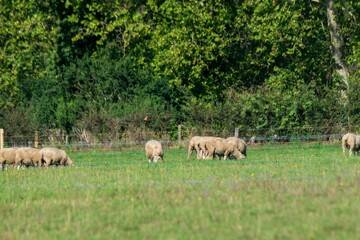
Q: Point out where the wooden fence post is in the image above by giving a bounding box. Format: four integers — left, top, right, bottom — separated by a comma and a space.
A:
178, 125, 182, 143
0, 128, 4, 149
234, 128, 239, 138
34, 131, 39, 149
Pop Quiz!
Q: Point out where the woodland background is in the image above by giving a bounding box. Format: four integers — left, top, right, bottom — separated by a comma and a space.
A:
0, 0, 359, 143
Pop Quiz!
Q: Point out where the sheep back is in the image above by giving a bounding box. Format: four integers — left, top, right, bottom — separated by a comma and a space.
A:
15, 147, 42, 167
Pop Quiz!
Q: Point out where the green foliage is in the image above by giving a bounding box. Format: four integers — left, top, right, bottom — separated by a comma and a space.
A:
144, 0, 240, 97
0, 0, 58, 108
235, 0, 333, 87
0, 107, 34, 140
347, 79, 360, 129
55, 98, 82, 134
182, 83, 345, 137
21, 71, 65, 130
62, 44, 147, 107
0, 0, 359, 137
59, 43, 178, 136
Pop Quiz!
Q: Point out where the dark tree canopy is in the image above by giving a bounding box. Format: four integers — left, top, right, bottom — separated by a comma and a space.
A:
0, 0, 359, 138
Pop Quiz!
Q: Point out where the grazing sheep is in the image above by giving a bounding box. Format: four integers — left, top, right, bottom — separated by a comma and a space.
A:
187, 136, 201, 160
226, 137, 247, 159
40, 147, 74, 167
187, 136, 214, 160
198, 136, 217, 159
145, 140, 164, 163
205, 137, 243, 160
342, 133, 360, 156
14, 147, 42, 169
0, 148, 18, 170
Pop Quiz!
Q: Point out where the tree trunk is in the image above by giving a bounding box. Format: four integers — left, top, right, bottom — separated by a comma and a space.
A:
326, 0, 350, 90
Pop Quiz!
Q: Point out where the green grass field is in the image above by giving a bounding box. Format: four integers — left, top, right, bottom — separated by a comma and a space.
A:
1, 143, 360, 239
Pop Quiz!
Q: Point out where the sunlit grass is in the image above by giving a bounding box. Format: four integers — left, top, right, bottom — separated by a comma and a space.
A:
0, 143, 359, 239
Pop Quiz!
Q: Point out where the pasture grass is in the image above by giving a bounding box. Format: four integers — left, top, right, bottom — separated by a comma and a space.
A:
1, 143, 360, 239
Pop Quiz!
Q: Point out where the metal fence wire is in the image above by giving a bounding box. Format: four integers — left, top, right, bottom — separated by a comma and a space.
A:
0, 126, 346, 149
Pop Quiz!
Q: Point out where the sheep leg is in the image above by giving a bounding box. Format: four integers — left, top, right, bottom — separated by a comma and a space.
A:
342, 140, 347, 155
204, 149, 210, 159
201, 146, 212, 159
200, 149, 209, 159
43, 160, 51, 168
187, 146, 194, 160
224, 150, 230, 160
349, 145, 354, 156
206, 147, 215, 160
195, 145, 202, 159
200, 149, 206, 159
199, 142, 207, 159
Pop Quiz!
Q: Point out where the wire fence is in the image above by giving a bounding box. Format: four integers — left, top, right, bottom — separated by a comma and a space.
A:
0, 126, 345, 150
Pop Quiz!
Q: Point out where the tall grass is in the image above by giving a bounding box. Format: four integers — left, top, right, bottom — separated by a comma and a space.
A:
0, 143, 359, 239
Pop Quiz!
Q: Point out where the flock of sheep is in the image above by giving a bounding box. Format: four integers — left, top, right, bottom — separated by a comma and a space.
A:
0, 147, 73, 170
1, 132, 358, 168
145, 132, 360, 163
145, 136, 247, 163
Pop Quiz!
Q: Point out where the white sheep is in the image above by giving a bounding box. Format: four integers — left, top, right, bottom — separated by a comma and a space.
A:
198, 136, 217, 159
40, 147, 74, 167
187, 136, 214, 160
342, 133, 360, 156
204, 137, 243, 160
14, 147, 42, 169
187, 136, 201, 160
226, 137, 247, 159
0, 148, 18, 170
145, 140, 164, 163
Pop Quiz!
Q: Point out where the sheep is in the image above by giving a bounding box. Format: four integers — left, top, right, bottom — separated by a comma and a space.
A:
204, 137, 243, 160
226, 137, 247, 159
187, 136, 201, 160
198, 136, 218, 159
342, 133, 360, 156
40, 147, 74, 167
145, 140, 164, 163
14, 147, 42, 169
0, 148, 18, 170
187, 136, 214, 160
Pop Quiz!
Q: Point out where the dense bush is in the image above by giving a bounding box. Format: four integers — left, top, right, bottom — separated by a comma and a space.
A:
181, 83, 347, 138
0, 1, 359, 142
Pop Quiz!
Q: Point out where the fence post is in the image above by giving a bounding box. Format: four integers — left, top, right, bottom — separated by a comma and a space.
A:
34, 131, 39, 149
234, 128, 239, 138
178, 125, 182, 143
0, 128, 4, 149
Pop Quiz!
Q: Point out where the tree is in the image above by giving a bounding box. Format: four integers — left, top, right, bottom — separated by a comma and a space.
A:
327, 1, 349, 83
143, 0, 239, 98
0, 0, 58, 108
